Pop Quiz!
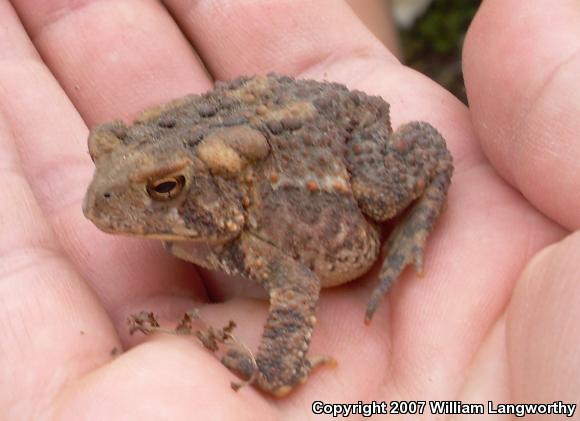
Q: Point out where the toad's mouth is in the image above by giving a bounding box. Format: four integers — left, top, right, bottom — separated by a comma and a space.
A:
82, 188, 202, 241
83, 213, 204, 241
83, 207, 233, 244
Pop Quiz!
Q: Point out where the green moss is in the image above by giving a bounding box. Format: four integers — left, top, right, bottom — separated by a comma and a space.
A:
400, 0, 481, 103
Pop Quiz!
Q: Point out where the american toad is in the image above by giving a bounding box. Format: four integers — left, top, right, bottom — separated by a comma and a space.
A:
83, 74, 453, 397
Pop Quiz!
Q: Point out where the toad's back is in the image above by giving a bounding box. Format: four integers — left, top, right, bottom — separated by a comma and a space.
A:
222, 75, 388, 285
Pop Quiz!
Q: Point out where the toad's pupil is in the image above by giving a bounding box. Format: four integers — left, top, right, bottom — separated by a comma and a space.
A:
154, 181, 177, 193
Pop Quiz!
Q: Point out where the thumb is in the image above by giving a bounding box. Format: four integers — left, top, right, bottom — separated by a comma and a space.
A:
507, 231, 580, 404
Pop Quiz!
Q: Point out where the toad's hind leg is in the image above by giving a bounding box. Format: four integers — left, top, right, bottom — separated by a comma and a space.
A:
221, 235, 335, 397
347, 121, 453, 323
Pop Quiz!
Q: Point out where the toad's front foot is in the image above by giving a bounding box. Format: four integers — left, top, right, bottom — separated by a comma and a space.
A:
220, 234, 338, 397
222, 347, 336, 397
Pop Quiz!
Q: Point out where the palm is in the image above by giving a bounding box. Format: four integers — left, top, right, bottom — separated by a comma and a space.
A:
1, 0, 578, 419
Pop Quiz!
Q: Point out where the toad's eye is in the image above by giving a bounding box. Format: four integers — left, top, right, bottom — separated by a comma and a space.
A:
147, 175, 186, 201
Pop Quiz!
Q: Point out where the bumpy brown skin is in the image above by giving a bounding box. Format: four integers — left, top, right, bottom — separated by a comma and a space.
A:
83, 73, 453, 397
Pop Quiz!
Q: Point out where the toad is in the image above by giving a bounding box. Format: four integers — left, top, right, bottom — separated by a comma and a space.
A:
83, 73, 453, 397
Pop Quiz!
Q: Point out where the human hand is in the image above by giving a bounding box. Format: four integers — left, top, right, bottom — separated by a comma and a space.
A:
463, 0, 580, 410
0, 0, 577, 419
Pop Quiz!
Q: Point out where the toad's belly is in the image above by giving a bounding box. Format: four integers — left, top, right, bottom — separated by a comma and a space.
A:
250, 190, 382, 287
300, 221, 380, 287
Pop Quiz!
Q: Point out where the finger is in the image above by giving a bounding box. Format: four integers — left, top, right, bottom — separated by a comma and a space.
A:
52, 336, 277, 419
507, 232, 580, 405
0, 11, 118, 416
463, 0, 580, 229
162, 0, 394, 80
10, 0, 212, 125
1, 0, 207, 333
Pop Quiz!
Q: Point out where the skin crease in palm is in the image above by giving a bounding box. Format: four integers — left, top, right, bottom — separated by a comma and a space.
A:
83, 73, 453, 396
1, 0, 579, 418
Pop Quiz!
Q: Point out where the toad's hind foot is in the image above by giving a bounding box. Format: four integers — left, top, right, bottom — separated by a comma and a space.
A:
365, 165, 452, 324
364, 219, 427, 325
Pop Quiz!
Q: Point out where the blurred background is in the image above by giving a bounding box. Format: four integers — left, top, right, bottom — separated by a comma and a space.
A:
347, 0, 481, 104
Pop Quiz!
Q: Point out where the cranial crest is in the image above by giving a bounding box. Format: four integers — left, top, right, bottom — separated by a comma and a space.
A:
88, 121, 128, 161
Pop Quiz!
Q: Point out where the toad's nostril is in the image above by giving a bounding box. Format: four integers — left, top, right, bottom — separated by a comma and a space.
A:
103, 192, 111, 198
